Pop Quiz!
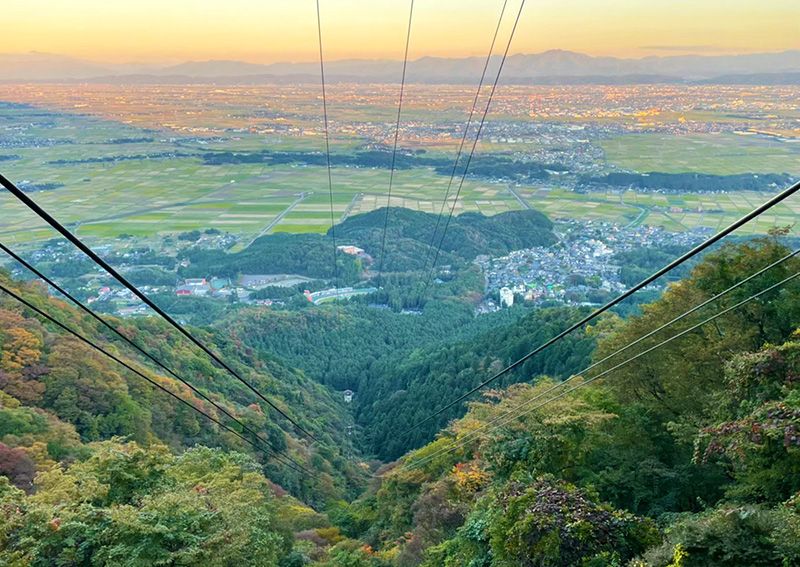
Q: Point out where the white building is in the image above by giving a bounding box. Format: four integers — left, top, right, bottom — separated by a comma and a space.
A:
499, 287, 514, 308
337, 245, 365, 256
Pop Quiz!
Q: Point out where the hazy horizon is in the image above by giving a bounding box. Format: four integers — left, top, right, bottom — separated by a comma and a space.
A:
3, 0, 799, 65
4, 46, 800, 69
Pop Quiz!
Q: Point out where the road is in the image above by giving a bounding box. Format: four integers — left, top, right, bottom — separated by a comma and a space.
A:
507, 185, 531, 210
624, 205, 650, 229
243, 191, 310, 248
339, 192, 363, 222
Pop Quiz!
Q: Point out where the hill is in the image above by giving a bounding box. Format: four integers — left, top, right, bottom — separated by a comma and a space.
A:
3, 49, 799, 83
334, 207, 555, 272
0, 270, 362, 506
354, 305, 596, 459
180, 207, 556, 278
329, 236, 800, 566
218, 302, 529, 392
3, 236, 800, 565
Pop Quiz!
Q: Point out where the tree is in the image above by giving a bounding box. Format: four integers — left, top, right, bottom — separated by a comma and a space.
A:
697, 337, 800, 504
0, 442, 286, 566
0, 443, 35, 492
641, 503, 800, 566
43, 337, 147, 442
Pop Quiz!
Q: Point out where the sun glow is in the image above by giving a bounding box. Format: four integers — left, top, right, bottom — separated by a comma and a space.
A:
1, 0, 798, 64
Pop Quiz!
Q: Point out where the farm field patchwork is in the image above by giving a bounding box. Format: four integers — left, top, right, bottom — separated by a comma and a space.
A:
1, 84, 799, 248
517, 187, 796, 234
2, 155, 795, 243
601, 133, 800, 175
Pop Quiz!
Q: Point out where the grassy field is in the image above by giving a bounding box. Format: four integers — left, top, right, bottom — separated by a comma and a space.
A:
0, 150, 523, 243
3, 142, 796, 244
517, 187, 798, 234
601, 133, 800, 175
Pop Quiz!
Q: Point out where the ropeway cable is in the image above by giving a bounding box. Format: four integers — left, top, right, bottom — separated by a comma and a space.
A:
0, 171, 317, 441
376, 0, 415, 285
0, 240, 314, 475
316, 0, 340, 302
420, 0, 510, 274
401, 180, 800, 437
421, 0, 527, 296
401, 268, 800, 471
0, 280, 311, 476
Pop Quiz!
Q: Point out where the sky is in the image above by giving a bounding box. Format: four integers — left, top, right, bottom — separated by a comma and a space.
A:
2, 0, 799, 64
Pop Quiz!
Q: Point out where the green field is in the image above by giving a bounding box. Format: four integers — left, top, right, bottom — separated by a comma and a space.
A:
2, 97, 799, 248
0, 100, 525, 244
601, 133, 800, 175
517, 187, 798, 234
0, 151, 523, 244
3, 148, 796, 245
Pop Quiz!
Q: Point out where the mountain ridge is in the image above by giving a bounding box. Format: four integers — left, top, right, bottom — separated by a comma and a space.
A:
2, 49, 799, 83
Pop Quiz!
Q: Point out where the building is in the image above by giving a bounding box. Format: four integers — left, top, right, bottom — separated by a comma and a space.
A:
239, 274, 311, 289
499, 287, 514, 308
343, 390, 354, 403
176, 278, 211, 296
337, 245, 365, 256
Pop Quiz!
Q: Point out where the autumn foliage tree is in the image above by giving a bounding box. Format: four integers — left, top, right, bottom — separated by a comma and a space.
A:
0, 443, 35, 492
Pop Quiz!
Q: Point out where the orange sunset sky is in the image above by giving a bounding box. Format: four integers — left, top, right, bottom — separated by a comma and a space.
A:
2, 0, 799, 64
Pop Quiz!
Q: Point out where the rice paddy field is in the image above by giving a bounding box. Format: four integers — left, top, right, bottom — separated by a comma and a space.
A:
601, 133, 800, 175
517, 187, 799, 234
1, 83, 799, 249
0, 156, 518, 245
0, 101, 525, 244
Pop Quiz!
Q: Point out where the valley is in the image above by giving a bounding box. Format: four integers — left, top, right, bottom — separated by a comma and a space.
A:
1, 59, 800, 567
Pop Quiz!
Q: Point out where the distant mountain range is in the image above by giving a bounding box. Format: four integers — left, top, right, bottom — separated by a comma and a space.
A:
2, 49, 800, 84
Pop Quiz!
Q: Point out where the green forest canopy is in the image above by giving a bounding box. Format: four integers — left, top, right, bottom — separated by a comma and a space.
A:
1, 237, 799, 565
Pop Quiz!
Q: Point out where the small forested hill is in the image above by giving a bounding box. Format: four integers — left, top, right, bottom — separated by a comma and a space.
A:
329, 236, 800, 566
180, 207, 556, 280
179, 232, 361, 282
0, 270, 362, 505
334, 207, 556, 272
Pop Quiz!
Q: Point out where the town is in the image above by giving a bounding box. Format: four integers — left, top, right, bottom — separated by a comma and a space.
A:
476, 220, 710, 312
2, 216, 717, 320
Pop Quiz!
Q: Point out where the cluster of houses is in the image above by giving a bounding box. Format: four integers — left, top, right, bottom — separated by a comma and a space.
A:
174, 274, 313, 300
175, 277, 230, 297
478, 220, 711, 312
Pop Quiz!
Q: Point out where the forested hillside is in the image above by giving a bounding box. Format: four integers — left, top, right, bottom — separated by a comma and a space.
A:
221, 301, 531, 391
181, 207, 555, 278
179, 232, 362, 283
219, 295, 595, 459
356, 306, 597, 459
2, 237, 799, 566
333, 207, 555, 272
1, 442, 339, 565
0, 272, 363, 505
328, 236, 800, 566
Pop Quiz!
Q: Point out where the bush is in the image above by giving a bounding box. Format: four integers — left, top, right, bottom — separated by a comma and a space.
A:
643, 504, 800, 566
